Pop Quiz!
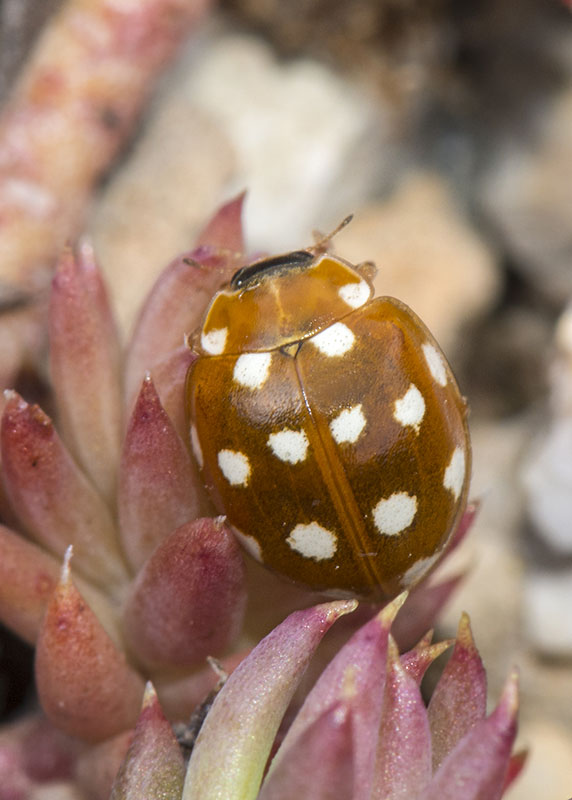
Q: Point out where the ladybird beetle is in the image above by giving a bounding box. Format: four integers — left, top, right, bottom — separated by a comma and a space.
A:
186, 242, 470, 600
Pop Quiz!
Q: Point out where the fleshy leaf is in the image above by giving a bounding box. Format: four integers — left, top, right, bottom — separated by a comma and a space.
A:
401, 631, 453, 684
273, 593, 407, 798
370, 636, 432, 799
35, 551, 144, 742
123, 518, 246, 670
1, 392, 128, 592
428, 613, 487, 770
444, 501, 479, 556
425, 671, 519, 800
194, 192, 246, 252
75, 731, 133, 800
20, 716, 79, 782
0, 523, 61, 644
118, 375, 206, 570
110, 684, 185, 800
144, 344, 199, 443
0, 520, 121, 649
502, 749, 528, 793
154, 648, 249, 722
124, 196, 246, 409
49, 244, 122, 502
183, 600, 357, 800
392, 574, 464, 652
259, 701, 354, 800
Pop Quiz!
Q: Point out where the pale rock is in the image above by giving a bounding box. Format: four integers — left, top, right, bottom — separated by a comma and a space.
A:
182, 29, 398, 253
522, 420, 572, 554
480, 88, 572, 304
522, 303, 572, 554
334, 172, 500, 352
523, 569, 572, 657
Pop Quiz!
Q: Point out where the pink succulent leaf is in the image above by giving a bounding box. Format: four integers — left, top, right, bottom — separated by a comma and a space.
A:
442, 501, 479, 558
154, 648, 249, 722
392, 574, 465, 652
194, 191, 246, 253
0, 522, 61, 644
400, 633, 453, 685
144, 344, 200, 444
110, 684, 185, 800
20, 716, 80, 783
123, 517, 246, 671
0, 521, 123, 649
124, 196, 246, 410
428, 613, 487, 770
502, 749, 528, 794
274, 593, 407, 799
370, 636, 432, 800
258, 701, 354, 800
35, 550, 145, 743
182, 600, 357, 800
0, 728, 33, 800
118, 375, 206, 571
75, 731, 133, 800
1, 391, 129, 592
49, 243, 122, 502
425, 670, 519, 800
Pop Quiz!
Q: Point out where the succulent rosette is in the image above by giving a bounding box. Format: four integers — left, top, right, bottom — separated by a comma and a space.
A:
112, 598, 524, 800
0, 196, 521, 797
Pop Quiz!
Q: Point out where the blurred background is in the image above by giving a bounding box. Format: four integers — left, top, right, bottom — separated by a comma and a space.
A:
1, 1, 572, 797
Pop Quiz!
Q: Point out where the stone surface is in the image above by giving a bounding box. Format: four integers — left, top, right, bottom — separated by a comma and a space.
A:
480, 87, 572, 305
523, 569, 572, 657
182, 28, 398, 253
522, 420, 572, 555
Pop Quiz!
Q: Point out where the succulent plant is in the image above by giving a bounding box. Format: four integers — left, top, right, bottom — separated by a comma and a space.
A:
0, 196, 520, 797
111, 596, 524, 800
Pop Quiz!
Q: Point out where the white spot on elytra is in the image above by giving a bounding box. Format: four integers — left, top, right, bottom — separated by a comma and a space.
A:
217, 449, 251, 486
233, 352, 272, 389
310, 322, 355, 357
268, 429, 309, 464
443, 446, 465, 501
232, 527, 263, 562
330, 404, 366, 444
393, 384, 426, 433
422, 343, 447, 387
401, 552, 441, 587
190, 424, 203, 468
287, 522, 337, 560
201, 327, 228, 355
338, 280, 370, 309
372, 492, 417, 536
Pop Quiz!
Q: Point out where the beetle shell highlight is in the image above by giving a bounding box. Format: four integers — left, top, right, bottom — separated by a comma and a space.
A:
186, 251, 470, 599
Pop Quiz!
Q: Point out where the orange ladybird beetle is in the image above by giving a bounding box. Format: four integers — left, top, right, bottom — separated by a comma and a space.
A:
186, 230, 471, 600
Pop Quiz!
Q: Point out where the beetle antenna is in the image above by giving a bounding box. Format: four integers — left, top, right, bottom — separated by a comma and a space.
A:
310, 214, 353, 255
